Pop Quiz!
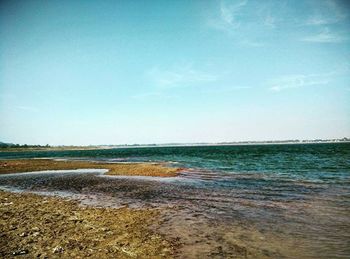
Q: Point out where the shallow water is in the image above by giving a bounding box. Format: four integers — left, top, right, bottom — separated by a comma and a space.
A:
1, 143, 349, 258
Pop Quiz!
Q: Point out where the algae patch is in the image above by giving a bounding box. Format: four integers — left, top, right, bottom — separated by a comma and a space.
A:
0, 159, 181, 177
0, 191, 175, 258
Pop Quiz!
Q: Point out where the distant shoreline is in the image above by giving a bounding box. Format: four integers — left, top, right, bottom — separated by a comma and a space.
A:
0, 139, 349, 152
0, 146, 108, 152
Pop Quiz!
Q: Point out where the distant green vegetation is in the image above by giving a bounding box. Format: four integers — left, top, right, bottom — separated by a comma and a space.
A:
0, 142, 104, 152
0, 142, 50, 149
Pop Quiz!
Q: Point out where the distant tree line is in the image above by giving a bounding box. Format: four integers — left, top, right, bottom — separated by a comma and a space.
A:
0, 142, 50, 148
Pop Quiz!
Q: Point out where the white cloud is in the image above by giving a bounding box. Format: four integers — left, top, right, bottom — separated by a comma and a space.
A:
147, 64, 217, 88
208, 0, 248, 32
306, 0, 347, 26
208, 0, 349, 46
306, 16, 334, 26
263, 14, 276, 28
301, 27, 347, 43
208, 0, 273, 47
220, 0, 247, 28
300, 1, 349, 44
268, 73, 333, 92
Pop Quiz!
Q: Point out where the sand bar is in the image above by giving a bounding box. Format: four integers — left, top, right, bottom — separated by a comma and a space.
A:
0, 159, 181, 177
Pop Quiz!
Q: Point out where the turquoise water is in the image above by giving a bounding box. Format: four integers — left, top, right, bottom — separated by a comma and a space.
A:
1, 143, 350, 258
1, 143, 349, 183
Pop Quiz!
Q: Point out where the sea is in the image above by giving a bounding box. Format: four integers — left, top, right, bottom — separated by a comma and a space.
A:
0, 143, 349, 258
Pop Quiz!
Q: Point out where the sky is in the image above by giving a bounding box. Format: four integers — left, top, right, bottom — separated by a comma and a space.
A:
0, 0, 350, 145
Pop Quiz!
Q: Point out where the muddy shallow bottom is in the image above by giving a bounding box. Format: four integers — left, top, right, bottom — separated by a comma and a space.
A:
0, 168, 349, 258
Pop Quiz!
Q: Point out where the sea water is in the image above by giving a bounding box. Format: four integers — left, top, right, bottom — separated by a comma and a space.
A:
1, 143, 349, 258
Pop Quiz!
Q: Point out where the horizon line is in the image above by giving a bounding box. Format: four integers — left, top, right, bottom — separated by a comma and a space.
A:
1, 137, 349, 148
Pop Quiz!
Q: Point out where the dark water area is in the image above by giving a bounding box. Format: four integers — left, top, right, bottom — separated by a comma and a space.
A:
1, 143, 350, 258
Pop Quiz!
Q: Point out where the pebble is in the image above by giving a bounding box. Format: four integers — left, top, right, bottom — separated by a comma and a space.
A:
53, 246, 64, 253
12, 249, 29, 255
2, 202, 14, 206
32, 226, 40, 232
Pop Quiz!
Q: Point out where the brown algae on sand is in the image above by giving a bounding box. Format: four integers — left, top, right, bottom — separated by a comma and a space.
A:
104, 163, 180, 177
0, 159, 181, 177
0, 191, 175, 258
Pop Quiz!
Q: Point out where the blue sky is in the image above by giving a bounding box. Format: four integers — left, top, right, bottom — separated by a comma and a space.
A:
1, 0, 349, 145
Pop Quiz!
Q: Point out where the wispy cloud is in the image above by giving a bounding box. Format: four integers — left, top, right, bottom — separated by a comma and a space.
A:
208, 0, 349, 46
147, 64, 217, 88
301, 27, 347, 43
208, 0, 275, 47
208, 0, 248, 33
268, 72, 334, 92
301, 1, 349, 43
306, 16, 337, 26
263, 14, 276, 28
220, 0, 247, 29
305, 0, 348, 26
